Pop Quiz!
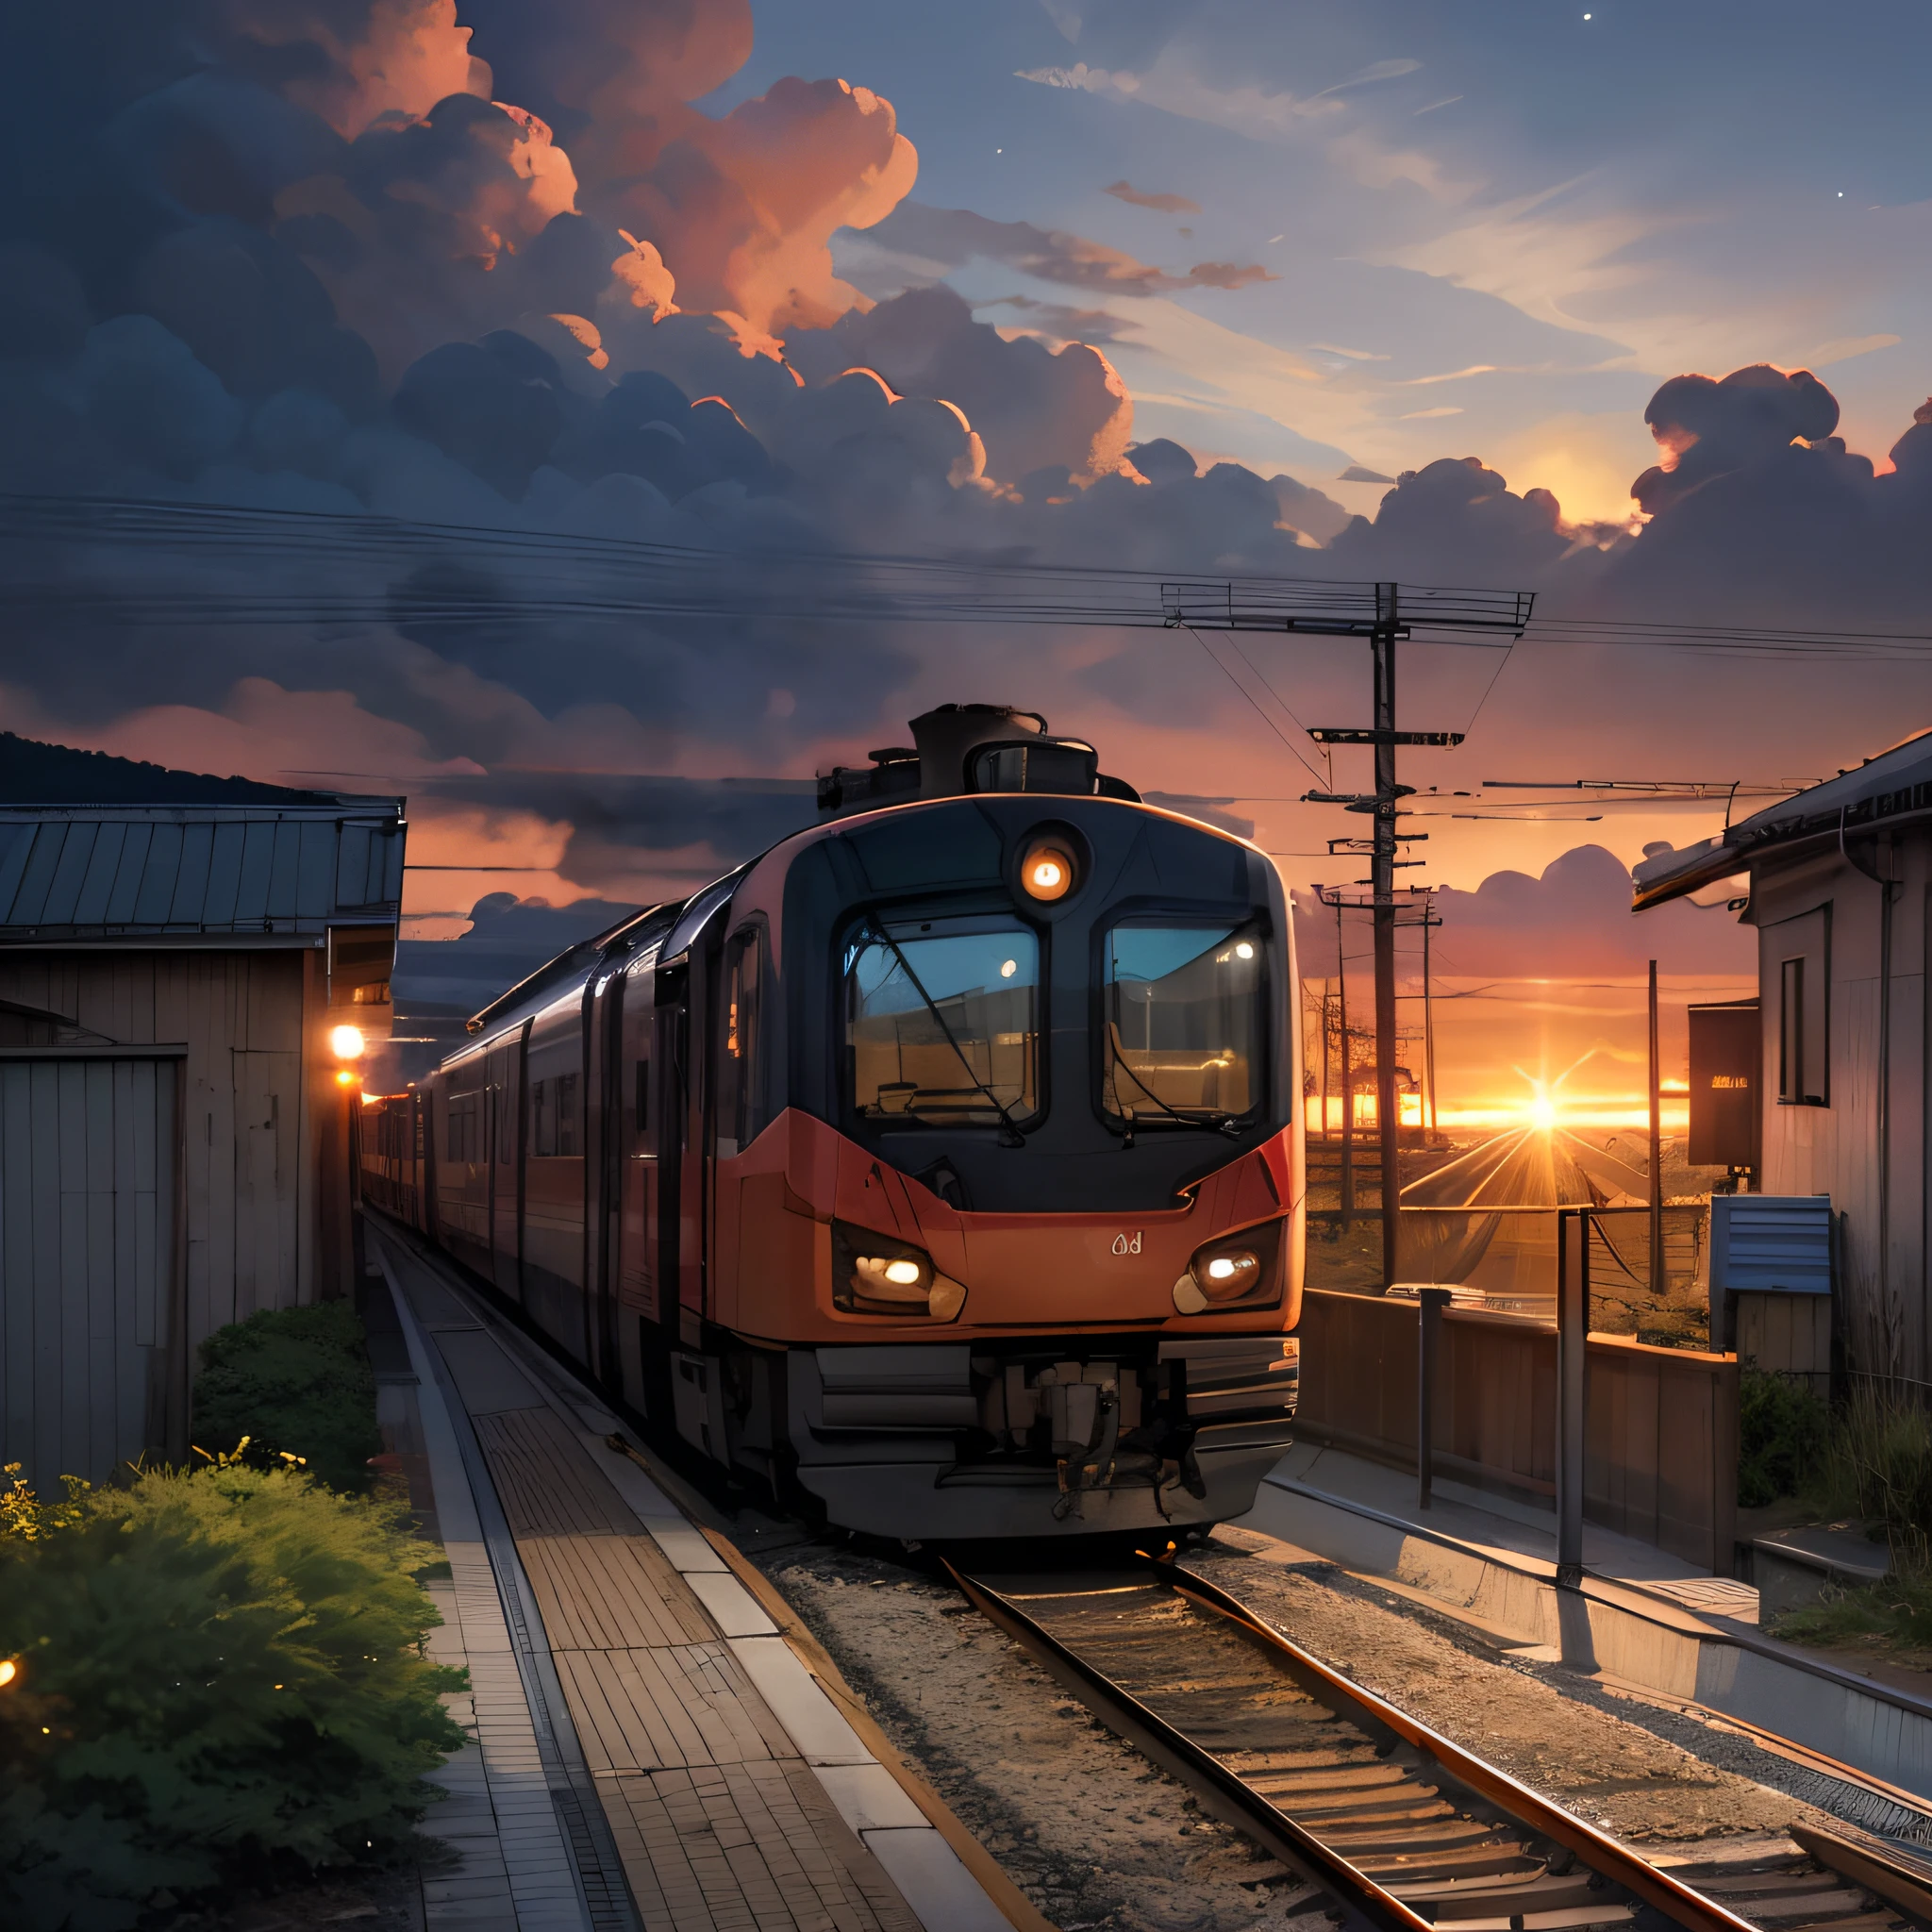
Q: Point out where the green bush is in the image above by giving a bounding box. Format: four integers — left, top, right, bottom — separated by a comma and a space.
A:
1738, 1368, 1832, 1507
192, 1302, 381, 1491
0, 1461, 466, 1930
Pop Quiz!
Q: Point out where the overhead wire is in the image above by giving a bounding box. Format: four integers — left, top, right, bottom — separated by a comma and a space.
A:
7, 491, 1932, 659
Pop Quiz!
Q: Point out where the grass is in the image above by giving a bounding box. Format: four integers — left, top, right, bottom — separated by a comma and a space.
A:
1756, 1382, 1932, 1659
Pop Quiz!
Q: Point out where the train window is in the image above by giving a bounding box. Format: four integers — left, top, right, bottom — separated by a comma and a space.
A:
446, 1092, 481, 1163
845, 919, 1040, 1126
634, 1057, 650, 1139
1103, 920, 1266, 1125
531, 1074, 581, 1157
719, 928, 767, 1152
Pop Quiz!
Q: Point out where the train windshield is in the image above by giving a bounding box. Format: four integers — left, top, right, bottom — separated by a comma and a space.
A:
845, 919, 1041, 1125
1103, 920, 1266, 1124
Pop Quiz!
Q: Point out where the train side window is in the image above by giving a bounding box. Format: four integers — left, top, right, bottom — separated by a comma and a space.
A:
557, 1072, 580, 1157
634, 1058, 651, 1140
720, 927, 766, 1153
533, 1077, 555, 1157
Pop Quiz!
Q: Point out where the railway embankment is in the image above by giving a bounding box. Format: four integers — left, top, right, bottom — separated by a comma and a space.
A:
758, 1523, 1932, 1932
1249, 1440, 1932, 1821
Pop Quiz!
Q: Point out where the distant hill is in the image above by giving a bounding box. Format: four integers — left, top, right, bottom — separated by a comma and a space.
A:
0, 732, 365, 808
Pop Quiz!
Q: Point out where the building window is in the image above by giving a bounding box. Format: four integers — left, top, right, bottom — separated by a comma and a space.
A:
1769, 903, 1829, 1106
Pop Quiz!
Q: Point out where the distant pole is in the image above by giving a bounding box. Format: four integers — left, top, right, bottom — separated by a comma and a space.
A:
1373, 583, 1401, 1291
1557, 1208, 1588, 1588
1320, 979, 1332, 1140
1423, 902, 1440, 1141
1338, 900, 1354, 1229
1648, 958, 1664, 1302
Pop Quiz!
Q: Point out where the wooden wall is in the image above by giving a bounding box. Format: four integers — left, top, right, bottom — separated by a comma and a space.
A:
0, 946, 340, 1357
0, 1054, 181, 1484
1735, 1291, 1833, 1392
1296, 1288, 1739, 1573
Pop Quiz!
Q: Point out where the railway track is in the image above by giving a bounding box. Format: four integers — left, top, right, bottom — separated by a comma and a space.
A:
947, 1554, 1932, 1932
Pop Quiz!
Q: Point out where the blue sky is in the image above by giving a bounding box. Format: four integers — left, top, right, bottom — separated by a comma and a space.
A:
710, 0, 1932, 521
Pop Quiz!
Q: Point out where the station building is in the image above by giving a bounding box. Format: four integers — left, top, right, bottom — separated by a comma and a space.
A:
0, 735, 404, 1484
1635, 732, 1932, 1391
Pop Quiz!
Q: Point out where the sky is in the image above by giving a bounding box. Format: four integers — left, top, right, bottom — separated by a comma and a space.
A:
2, 0, 1929, 1117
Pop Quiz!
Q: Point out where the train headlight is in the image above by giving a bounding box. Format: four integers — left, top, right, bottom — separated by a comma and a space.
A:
330, 1024, 366, 1060
1173, 1221, 1284, 1314
1019, 840, 1075, 903
833, 1221, 968, 1321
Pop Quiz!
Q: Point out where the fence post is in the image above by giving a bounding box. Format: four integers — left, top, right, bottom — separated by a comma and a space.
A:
1557, 1208, 1588, 1588
1417, 1289, 1450, 1509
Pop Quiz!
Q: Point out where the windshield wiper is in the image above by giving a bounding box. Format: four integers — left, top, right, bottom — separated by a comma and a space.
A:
862, 920, 1026, 1147
1107, 1022, 1243, 1141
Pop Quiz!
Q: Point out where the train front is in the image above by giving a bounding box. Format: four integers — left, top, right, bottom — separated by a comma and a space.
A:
718, 705, 1304, 1541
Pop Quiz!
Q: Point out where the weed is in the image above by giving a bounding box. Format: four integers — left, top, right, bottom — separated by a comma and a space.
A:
1738, 1368, 1832, 1507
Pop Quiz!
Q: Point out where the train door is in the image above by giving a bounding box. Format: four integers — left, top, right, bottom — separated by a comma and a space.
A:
654, 960, 696, 1341
588, 966, 624, 1392
488, 1033, 524, 1301
614, 961, 658, 1381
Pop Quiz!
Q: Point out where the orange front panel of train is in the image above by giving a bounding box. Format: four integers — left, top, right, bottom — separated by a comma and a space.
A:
718, 1108, 1295, 1343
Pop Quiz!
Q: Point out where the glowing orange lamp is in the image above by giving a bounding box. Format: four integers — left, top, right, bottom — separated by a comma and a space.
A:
1019, 841, 1074, 902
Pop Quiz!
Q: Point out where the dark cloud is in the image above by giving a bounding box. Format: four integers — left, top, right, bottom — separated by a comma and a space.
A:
866, 202, 1272, 297
1291, 847, 1752, 981
1103, 180, 1201, 215
1185, 260, 1277, 291
5, 0, 1932, 928
973, 295, 1139, 345
1327, 456, 1576, 586
1268, 473, 1350, 545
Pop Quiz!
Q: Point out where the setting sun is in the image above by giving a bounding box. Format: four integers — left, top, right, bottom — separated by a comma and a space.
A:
1524, 1094, 1559, 1132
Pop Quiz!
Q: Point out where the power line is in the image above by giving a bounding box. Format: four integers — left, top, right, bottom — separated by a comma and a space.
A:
8, 491, 1932, 659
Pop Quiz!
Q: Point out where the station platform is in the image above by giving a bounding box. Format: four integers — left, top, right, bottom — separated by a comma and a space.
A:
1236, 1441, 1932, 1831
362, 1218, 1024, 1932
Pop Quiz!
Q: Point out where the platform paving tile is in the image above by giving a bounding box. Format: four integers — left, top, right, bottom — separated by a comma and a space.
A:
454, 1347, 924, 1932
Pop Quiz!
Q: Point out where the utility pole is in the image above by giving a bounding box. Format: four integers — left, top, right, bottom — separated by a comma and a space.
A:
1168, 571, 1533, 1286
1372, 584, 1402, 1292
1320, 979, 1331, 1141
1337, 899, 1353, 1229
1420, 896, 1441, 1141
1648, 958, 1664, 1301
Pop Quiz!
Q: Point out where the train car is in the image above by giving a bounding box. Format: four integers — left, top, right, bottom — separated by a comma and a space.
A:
362, 703, 1304, 1540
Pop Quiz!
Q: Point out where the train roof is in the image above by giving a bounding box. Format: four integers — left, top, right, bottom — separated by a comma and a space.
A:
427, 705, 1264, 1076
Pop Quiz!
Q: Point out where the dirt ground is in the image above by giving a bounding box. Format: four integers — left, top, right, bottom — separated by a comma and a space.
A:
760, 1542, 1336, 1932
758, 1528, 1867, 1932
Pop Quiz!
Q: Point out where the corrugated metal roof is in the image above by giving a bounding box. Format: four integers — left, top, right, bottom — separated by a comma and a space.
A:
1709, 1195, 1833, 1295
0, 805, 405, 942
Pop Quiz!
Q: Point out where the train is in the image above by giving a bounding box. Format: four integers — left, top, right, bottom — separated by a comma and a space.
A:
360, 703, 1304, 1541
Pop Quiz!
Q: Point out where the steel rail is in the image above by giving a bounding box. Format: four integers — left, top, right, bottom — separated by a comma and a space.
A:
946, 1553, 1918, 1932
943, 1560, 1436, 1932
1157, 1557, 1759, 1932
